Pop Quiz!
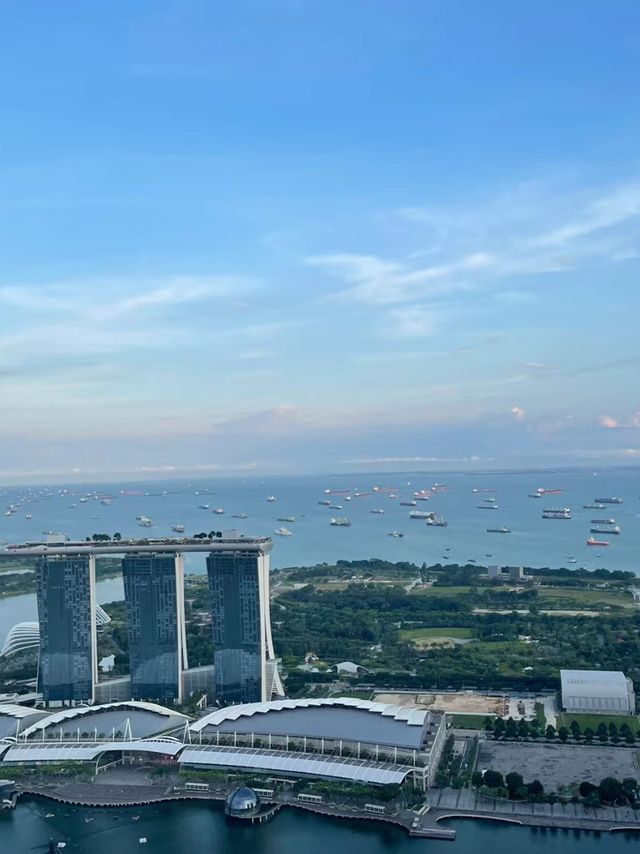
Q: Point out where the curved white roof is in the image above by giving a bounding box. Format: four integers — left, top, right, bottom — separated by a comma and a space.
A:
0, 704, 49, 720
3, 739, 185, 763
1, 606, 111, 657
190, 697, 428, 732
179, 745, 411, 785
20, 701, 188, 738
0, 623, 39, 658
0, 705, 51, 740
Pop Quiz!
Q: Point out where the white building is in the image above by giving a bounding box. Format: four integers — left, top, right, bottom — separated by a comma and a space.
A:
560, 669, 636, 715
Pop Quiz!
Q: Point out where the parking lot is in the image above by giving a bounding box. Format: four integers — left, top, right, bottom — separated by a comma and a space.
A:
477, 741, 640, 788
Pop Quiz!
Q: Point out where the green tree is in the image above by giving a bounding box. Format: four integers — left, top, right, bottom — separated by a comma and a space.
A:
483, 769, 504, 790
545, 724, 556, 739
471, 771, 484, 788
599, 777, 623, 805
579, 781, 597, 797
528, 779, 544, 797
558, 726, 569, 743
505, 772, 524, 797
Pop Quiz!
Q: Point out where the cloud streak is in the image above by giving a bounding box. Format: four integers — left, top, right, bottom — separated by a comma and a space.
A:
307, 178, 640, 313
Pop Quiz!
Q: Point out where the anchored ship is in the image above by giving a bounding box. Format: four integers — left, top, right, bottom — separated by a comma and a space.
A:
542, 507, 571, 519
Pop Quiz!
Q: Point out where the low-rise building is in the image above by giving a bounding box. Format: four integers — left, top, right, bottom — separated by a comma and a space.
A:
185, 697, 448, 788
561, 669, 636, 715
487, 565, 526, 582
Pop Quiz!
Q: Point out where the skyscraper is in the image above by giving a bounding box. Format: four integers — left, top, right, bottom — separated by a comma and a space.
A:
121, 552, 188, 703
206, 543, 283, 704
35, 555, 97, 705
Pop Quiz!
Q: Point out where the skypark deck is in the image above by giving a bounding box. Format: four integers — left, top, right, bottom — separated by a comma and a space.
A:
3, 535, 272, 556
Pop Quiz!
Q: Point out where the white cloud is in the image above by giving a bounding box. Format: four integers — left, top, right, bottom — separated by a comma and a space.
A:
0, 274, 256, 322
529, 182, 640, 249
387, 305, 436, 338
598, 415, 619, 429
308, 178, 640, 309
345, 455, 487, 464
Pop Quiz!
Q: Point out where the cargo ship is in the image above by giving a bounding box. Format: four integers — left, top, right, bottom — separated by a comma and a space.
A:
591, 518, 615, 525
583, 504, 605, 510
542, 508, 571, 519
409, 510, 434, 519
318, 500, 331, 506
426, 517, 448, 527
370, 508, 385, 514
594, 497, 623, 504
400, 500, 417, 506
330, 517, 351, 527
486, 527, 511, 534
171, 524, 185, 533
590, 526, 620, 535
587, 536, 609, 546
477, 504, 498, 509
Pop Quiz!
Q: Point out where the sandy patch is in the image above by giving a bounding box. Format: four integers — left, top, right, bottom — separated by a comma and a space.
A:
374, 691, 506, 715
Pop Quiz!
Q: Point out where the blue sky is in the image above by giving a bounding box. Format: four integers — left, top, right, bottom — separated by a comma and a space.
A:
1, 0, 639, 481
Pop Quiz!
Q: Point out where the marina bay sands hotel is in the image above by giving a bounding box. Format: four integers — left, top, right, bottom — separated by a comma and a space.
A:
6, 535, 284, 707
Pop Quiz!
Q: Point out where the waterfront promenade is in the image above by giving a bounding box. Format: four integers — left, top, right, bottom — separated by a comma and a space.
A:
428, 787, 640, 834
9, 769, 640, 840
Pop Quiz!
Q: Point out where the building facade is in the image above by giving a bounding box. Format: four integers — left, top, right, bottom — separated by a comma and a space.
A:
35, 555, 97, 705
207, 546, 283, 704
122, 553, 188, 703
14, 535, 281, 708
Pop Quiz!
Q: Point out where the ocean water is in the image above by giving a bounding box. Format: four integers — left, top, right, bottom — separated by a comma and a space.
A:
1, 797, 638, 854
1, 470, 638, 573
0, 468, 638, 646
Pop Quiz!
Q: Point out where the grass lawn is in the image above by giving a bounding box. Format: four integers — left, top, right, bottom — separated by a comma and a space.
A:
466, 640, 527, 652
413, 586, 473, 597
556, 712, 640, 731
400, 627, 474, 641
534, 702, 546, 726
537, 587, 634, 608
450, 714, 495, 729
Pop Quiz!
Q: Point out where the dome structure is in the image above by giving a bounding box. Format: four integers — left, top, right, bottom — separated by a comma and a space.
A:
224, 786, 260, 819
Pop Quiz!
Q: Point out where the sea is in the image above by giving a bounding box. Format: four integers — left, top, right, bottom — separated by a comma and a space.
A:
1, 468, 639, 851
0, 798, 638, 853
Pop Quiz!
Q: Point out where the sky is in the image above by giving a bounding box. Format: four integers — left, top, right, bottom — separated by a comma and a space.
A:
0, 0, 639, 482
